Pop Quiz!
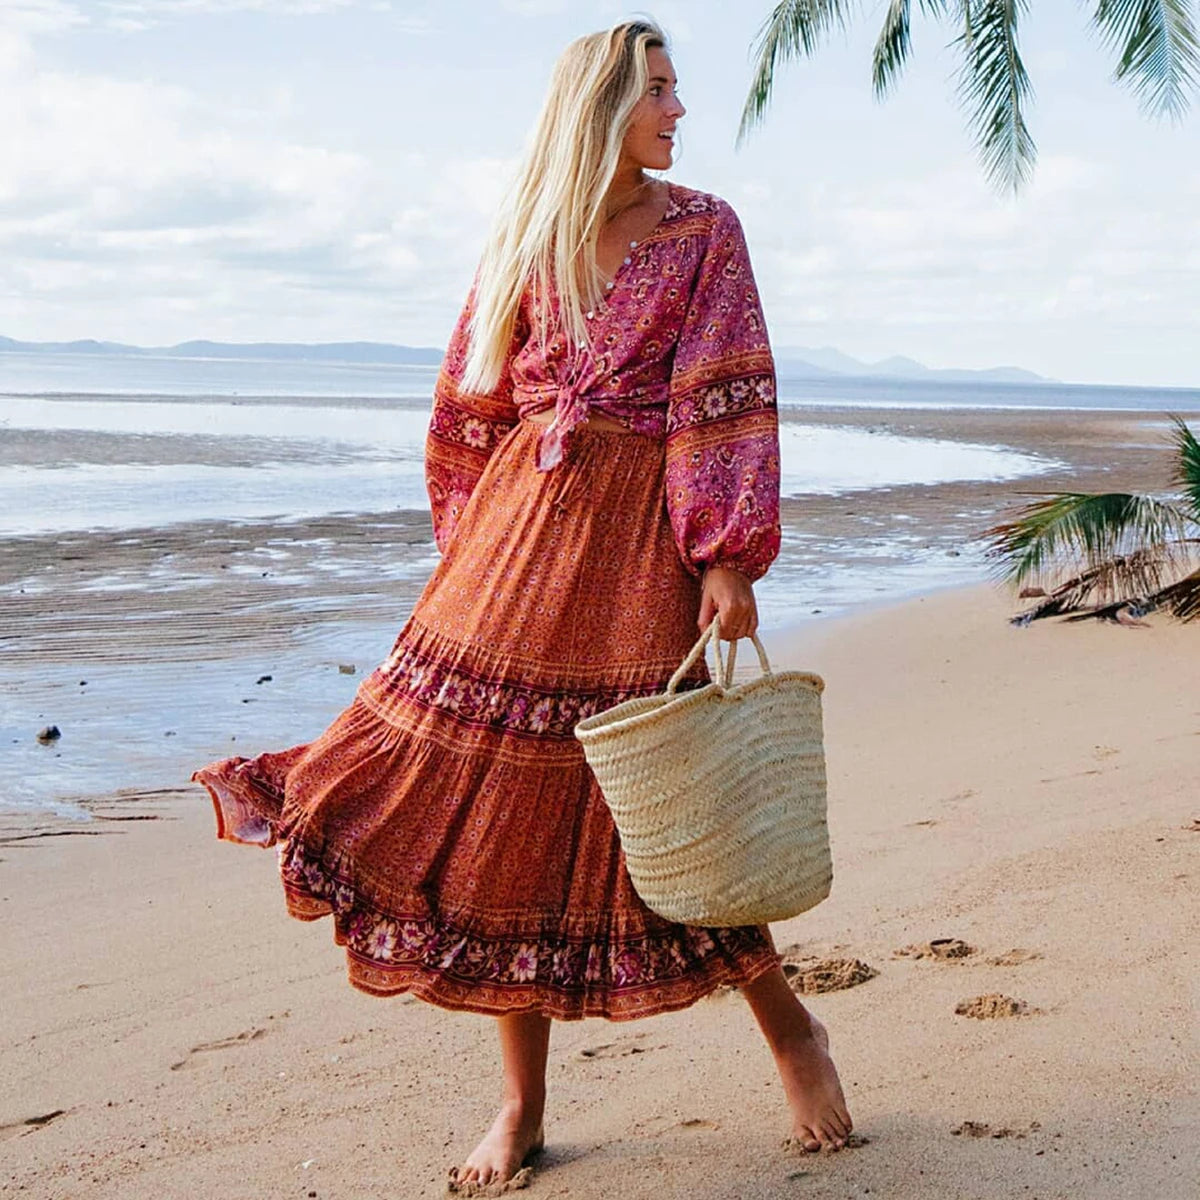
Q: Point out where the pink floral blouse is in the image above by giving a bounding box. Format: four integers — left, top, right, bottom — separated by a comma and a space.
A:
424, 181, 781, 582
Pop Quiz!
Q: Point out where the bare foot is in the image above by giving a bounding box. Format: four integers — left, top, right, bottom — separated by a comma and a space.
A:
775, 1013, 853, 1153
450, 1099, 545, 1190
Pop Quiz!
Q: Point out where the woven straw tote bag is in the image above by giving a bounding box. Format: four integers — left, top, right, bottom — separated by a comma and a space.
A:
575, 616, 831, 926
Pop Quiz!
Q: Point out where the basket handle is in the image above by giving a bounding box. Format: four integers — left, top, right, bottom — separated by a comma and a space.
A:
665, 614, 774, 694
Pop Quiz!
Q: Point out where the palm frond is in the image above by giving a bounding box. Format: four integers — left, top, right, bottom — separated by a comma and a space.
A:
738, 0, 854, 145
1007, 549, 1189, 623
1091, 0, 1200, 119
873, 0, 913, 98
1168, 413, 1200, 523
981, 491, 1191, 592
952, 0, 1036, 194
1156, 564, 1200, 619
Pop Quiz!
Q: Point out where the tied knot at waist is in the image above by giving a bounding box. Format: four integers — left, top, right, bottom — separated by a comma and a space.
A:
514, 382, 668, 472
532, 384, 588, 472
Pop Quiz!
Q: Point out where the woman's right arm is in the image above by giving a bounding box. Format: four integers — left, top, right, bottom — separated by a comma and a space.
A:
424, 275, 524, 552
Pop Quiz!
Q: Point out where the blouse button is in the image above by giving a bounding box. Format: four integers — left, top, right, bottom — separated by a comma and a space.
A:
623, 256, 631, 265
605, 281, 614, 289
586, 310, 594, 319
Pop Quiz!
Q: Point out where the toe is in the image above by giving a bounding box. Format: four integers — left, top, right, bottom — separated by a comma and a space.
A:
827, 1111, 850, 1139
798, 1126, 822, 1153
817, 1121, 843, 1149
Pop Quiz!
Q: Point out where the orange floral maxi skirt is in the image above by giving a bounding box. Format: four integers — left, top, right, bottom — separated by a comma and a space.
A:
191, 420, 781, 1020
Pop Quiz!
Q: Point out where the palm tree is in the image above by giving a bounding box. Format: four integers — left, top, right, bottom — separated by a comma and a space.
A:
739, 0, 1200, 193
982, 415, 1200, 623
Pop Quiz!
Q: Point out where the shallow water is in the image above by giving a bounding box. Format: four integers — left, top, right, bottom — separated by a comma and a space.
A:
1, 394, 1059, 536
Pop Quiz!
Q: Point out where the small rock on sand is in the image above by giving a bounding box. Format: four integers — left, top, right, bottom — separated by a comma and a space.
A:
36, 725, 62, 744
954, 993, 1036, 1019
338, 663, 356, 675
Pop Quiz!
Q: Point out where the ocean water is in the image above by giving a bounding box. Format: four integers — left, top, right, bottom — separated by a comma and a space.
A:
1, 349, 1198, 409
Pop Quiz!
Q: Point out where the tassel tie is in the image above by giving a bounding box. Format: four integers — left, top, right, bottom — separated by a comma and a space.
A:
535, 383, 590, 472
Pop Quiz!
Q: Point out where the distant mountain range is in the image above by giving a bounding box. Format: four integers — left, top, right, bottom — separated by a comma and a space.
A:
0, 335, 443, 367
774, 345, 1051, 385
0, 334, 1050, 384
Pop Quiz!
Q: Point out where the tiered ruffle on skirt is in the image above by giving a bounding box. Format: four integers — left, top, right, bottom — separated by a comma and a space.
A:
191, 421, 780, 1020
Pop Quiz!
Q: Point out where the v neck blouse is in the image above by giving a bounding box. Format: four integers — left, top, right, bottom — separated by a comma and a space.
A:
425, 181, 781, 583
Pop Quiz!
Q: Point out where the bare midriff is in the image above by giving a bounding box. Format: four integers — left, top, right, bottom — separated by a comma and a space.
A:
523, 408, 634, 433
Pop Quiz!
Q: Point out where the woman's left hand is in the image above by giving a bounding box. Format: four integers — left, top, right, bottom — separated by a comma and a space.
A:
698, 565, 758, 641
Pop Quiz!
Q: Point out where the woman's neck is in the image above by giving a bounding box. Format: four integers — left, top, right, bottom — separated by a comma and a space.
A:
603, 169, 651, 222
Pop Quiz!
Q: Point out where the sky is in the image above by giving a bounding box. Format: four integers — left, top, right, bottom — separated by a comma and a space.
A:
1, 0, 1198, 387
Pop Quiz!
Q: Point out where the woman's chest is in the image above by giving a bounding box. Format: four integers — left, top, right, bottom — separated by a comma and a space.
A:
522, 235, 701, 381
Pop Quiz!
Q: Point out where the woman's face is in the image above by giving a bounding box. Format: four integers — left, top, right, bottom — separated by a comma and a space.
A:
620, 46, 686, 172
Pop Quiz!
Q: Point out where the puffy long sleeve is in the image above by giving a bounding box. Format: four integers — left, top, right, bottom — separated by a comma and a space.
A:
664, 199, 781, 582
424, 277, 524, 553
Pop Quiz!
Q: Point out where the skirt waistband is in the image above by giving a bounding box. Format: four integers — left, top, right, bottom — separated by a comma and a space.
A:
521, 410, 642, 435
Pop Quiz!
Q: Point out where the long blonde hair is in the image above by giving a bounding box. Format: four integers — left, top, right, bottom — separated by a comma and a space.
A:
459, 19, 668, 394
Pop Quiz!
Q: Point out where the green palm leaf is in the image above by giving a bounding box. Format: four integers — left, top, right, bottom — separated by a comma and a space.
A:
1092, 0, 1200, 118
982, 491, 1191, 592
953, 0, 1037, 193
873, 0, 914, 97
1169, 414, 1200, 522
738, 0, 853, 144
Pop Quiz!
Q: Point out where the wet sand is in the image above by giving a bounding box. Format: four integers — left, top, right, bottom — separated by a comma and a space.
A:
2, 582, 1196, 1198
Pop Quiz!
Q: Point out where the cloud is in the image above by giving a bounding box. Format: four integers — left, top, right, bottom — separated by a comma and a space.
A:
0, 18, 503, 345
0, 2, 87, 35
100, 0, 361, 18
499, 0, 569, 16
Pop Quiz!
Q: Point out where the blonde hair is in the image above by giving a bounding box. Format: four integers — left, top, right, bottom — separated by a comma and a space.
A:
460, 18, 669, 394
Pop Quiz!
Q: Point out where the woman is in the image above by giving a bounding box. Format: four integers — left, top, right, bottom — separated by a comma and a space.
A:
192, 18, 852, 1192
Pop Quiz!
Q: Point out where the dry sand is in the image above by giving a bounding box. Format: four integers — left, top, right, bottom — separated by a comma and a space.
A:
3, 579, 1197, 1199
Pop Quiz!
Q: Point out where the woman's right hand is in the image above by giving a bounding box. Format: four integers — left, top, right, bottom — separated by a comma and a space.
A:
698, 565, 758, 641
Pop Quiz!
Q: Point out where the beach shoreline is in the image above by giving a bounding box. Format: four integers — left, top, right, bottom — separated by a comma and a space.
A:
2, 404, 1187, 818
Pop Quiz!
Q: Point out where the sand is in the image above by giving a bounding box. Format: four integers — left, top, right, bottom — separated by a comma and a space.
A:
3, 405, 1198, 1196
3, 578, 1197, 1199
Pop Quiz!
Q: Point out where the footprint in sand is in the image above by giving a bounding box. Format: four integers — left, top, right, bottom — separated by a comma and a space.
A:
574, 1033, 665, 1061
781, 954, 878, 995
952, 1120, 1042, 1139
893, 938, 975, 961
640, 1114, 722, 1137
954, 993, 1040, 1019
170, 1027, 267, 1071
984, 948, 1041, 967
0, 1110, 67, 1142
